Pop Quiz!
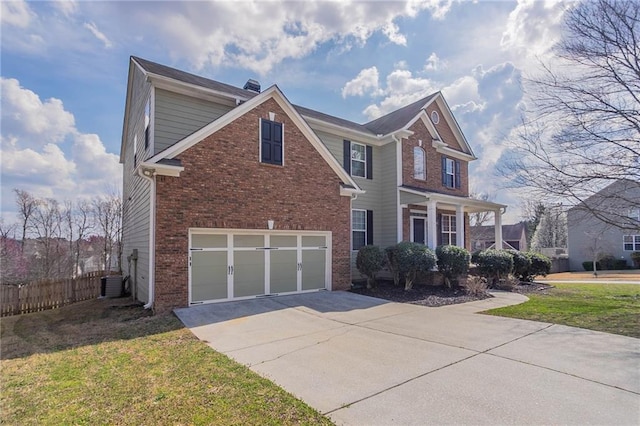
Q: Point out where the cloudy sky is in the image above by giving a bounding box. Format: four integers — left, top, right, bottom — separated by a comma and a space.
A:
1, 0, 570, 225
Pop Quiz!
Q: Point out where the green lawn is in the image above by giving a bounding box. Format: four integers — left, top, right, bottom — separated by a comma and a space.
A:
485, 283, 640, 338
1, 298, 332, 425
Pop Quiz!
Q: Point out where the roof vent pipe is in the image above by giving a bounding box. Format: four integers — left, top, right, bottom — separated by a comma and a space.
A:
243, 79, 261, 93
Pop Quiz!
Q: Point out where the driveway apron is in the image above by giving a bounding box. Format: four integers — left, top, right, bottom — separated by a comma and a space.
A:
175, 291, 640, 425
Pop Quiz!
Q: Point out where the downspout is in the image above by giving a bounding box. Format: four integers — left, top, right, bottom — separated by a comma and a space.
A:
392, 134, 403, 242
139, 167, 156, 310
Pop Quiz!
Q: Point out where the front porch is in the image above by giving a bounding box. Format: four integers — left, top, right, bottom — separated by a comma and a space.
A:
399, 186, 506, 250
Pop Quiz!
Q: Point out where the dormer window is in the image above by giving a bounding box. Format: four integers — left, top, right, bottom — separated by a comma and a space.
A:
260, 118, 283, 165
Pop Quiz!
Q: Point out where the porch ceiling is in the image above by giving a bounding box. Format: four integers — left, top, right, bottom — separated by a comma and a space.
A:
399, 186, 507, 213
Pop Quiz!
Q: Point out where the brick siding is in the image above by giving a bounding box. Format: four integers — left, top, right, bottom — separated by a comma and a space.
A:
153, 98, 351, 313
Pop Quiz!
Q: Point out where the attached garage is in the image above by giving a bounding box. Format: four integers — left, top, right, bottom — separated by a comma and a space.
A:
189, 229, 331, 305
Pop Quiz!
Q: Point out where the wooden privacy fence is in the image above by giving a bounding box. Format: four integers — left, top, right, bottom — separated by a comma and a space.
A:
1, 271, 108, 317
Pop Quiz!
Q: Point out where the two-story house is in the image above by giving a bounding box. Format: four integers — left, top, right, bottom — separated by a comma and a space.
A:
120, 56, 506, 312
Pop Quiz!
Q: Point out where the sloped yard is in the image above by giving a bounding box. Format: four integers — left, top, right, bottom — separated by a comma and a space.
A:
0, 298, 332, 425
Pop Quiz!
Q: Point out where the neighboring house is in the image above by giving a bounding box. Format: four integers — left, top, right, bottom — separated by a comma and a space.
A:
470, 223, 528, 251
567, 179, 640, 271
120, 56, 506, 312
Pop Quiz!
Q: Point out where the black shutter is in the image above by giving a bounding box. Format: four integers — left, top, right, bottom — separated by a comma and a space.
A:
261, 119, 272, 163
343, 140, 351, 174
366, 145, 373, 180
441, 156, 447, 186
366, 210, 374, 245
455, 160, 461, 189
272, 122, 283, 164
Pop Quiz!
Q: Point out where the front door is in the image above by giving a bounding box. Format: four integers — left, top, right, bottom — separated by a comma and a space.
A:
411, 217, 427, 245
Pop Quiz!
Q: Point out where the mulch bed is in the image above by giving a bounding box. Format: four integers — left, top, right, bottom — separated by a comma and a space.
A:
350, 279, 553, 307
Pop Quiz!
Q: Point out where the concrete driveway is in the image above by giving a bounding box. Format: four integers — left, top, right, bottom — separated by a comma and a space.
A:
175, 291, 640, 425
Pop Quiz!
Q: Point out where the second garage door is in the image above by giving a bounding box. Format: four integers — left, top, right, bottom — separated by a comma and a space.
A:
189, 230, 331, 305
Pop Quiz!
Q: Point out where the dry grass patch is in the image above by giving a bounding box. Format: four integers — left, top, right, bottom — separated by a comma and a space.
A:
1, 298, 332, 425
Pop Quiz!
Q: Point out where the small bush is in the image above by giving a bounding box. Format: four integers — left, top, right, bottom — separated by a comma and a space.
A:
527, 252, 552, 279
631, 252, 640, 268
436, 245, 471, 288
583, 260, 598, 271
507, 250, 532, 281
464, 276, 488, 297
385, 245, 401, 286
598, 255, 617, 270
394, 242, 437, 291
470, 250, 482, 264
475, 249, 514, 287
356, 245, 386, 289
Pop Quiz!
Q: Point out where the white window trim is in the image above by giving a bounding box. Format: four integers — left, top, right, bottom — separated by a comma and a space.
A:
351, 141, 366, 178
441, 214, 457, 245
623, 235, 640, 251
352, 209, 367, 251
445, 158, 455, 188
414, 146, 426, 180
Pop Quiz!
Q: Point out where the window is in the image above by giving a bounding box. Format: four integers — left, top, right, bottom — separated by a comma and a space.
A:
441, 156, 461, 189
414, 147, 426, 180
261, 118, 283, 165
144, 98, 151, 150
628, 208, 640, 221
431, 110, 439, 124
343, 140, 372, 179
441, 214, 457, 245
623, 235, 640, 251
352, 209, 373, 250
351, 142, 366, 178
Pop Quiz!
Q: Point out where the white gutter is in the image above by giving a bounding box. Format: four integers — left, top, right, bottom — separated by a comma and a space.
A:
137, 166, 156, 310
393, 133, 404, 242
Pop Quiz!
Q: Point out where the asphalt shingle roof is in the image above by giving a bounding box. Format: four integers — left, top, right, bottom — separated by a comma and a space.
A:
363, 93, 439, 135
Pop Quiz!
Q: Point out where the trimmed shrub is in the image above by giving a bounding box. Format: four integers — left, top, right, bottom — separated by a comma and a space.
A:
475, 249, 514, 287
356, 245, 386, 289
598, 255, 617, 271
507, 250, 532, 282
526, 252, 552, 279
582, 260, 599, 272
385, 245, 401, 286
394, 242, 437, 291
464, 276, 488, 297
632, 252, 640, 268
436, 245, 471, 288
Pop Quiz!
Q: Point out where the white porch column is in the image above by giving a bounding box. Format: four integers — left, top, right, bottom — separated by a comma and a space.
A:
494, 209, 503, 249
456, 204, 465, 248
427, 200, 437, 249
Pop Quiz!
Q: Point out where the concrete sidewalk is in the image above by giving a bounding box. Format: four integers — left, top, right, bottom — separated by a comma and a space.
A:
175, 291, 640, 425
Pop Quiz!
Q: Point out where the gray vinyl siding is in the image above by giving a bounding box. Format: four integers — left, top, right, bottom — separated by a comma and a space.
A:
314, 130, 344, 167
122, 64, 152, 304
154, 89, 234, 155
379, 142, 398, 248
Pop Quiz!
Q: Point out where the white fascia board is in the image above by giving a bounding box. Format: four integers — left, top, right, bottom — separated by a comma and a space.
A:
434, 96, 476, 158
435, 144, 477, 162
119, 62, 136, 164
340, 186, 366, 196
138, 161, 184, 177
302, 115, 389, 146
270, 92, 362, 191
148, 74, 243, 107
398, 187, 506, 211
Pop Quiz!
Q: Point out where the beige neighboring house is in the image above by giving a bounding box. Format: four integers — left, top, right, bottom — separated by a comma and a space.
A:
470, 223, 528, 251
567, 179, 640, 271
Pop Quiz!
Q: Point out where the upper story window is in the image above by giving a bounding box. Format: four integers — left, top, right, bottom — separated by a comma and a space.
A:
431, 110, 440, 124
144, 98, 151, 150
343, 140, 373, 180
352, 209, 373, 251
260, 118, 283, 165
414, 147, 426, 180
623, 235, 640, 251
628, 208, 640, 221
441, 156, 461, 189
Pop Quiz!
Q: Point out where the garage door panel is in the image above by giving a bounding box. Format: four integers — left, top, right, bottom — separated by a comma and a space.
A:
302, 249, 326, 290
233, 250, 266, 297
192, 234, 227, 249
191, 251, 228, 302
271, 250, 298, 293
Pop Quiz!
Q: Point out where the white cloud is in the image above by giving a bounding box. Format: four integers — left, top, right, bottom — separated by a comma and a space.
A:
0, 0, 34, 28
53, 0, 78, 17
0, 78, 121, 220
341, 66, 381, 98
83, 21, 113, 49
1, 78, 75, 146
500, 0, 568, 60
424, 52, 446, 71
383, 22, 407, 46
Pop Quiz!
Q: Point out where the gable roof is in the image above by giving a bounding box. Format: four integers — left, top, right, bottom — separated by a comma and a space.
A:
145, 84, 363, 194
471, 223, 527, 241
363, 93, 439, 135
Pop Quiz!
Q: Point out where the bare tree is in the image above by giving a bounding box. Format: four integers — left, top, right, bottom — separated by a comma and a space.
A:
14, 189, 37, 252
469, 192, 495, 227
92, 193, 123, 273
31, 198, 66, 279
531, 206, 568, 252
504, 0, 640, 229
